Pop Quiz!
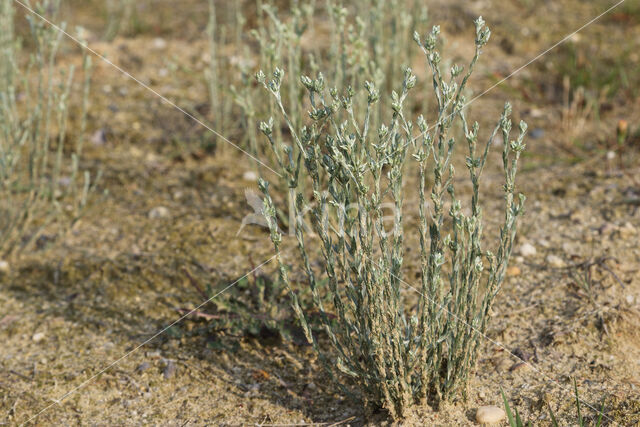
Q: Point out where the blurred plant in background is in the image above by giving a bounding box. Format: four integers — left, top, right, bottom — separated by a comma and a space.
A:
257, 17, 526, 418
104, 0, 140, 41
0, 0, 97, 258
204, 0, 428, 177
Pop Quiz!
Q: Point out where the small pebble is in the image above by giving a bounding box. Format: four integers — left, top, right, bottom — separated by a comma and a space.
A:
519, 243, 537, 257
529, 108, 543, 118
32, 332, 45, 343
530, 128, 544, 139
606, 150, 616, 160
152, 37, 167, 50
506, 266, 521, 277
0, 260, 9, 275
476, 405, 506, 425
163, 360, 176, 379
242, 170, 258, 181
136, 362, 151, 373
546, 254, 565, 268
91, 129, 106, 146
148, 206, 170, 219
561, 242, 574, 254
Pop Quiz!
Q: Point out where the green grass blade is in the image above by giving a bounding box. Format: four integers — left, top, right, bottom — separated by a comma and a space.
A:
501, 388, 517, 427
547, 402, 559, 427
515, 406, 523, 427
596, 398, 605, 427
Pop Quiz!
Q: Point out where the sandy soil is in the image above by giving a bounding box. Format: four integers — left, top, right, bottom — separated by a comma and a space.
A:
1, 0, 640, 425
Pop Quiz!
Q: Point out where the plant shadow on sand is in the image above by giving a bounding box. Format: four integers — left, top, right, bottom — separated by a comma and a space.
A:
1, 242, 366, 424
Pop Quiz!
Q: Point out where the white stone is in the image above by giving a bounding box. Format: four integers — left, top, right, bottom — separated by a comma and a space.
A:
152, 38, 167, 50
519, 243, 537, 257
476, 405, 506, 425
32, 332, 45, 342
91, 129, 106, 146
242, 171, 258, 181
529, 108, 544, 118
0, 260, 9, 275
546, 254, 565, 268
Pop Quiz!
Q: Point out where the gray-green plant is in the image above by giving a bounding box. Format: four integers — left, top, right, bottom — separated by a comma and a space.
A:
219, 0, 427, 174
205, 0, 246, 156
256, 17, 527, 418
205, 0, 219, 137
0, 0, 96, 258
104, 0, 136, 41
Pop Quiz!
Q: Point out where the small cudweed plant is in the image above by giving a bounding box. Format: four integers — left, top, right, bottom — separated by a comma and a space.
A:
257, 17, 526, 419
0, 0, 97, 257
226, 0, 426, 170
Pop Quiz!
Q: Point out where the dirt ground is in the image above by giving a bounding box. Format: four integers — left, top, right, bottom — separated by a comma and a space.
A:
1, 0, 640, 425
